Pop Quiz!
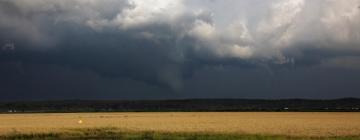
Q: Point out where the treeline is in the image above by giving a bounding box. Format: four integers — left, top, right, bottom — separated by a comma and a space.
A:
0, 98, 359, 113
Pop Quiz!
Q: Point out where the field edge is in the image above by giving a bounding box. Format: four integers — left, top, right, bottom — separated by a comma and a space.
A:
1, 127, 360, 140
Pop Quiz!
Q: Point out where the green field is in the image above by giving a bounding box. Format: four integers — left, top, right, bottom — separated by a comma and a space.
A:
2, 128, 360, 140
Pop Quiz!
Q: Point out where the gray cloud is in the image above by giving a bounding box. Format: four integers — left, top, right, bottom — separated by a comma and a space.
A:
1, 0, 360, 99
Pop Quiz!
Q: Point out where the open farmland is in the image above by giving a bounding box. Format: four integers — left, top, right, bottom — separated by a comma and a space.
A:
0, 112, 360, 139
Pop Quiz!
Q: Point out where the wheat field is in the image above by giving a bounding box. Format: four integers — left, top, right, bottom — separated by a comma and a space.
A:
0, 112, 359, 138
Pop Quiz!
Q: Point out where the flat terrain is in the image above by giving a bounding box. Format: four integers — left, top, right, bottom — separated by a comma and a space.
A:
0, 112, 360, 139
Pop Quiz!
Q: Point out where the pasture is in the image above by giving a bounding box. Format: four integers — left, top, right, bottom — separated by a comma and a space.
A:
0, 112, 359, 139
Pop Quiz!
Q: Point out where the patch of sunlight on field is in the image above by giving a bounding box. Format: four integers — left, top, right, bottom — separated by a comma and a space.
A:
0, 112, 359, 137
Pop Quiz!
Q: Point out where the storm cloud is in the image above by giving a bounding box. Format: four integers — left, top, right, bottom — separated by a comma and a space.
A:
0, 0, 360, 100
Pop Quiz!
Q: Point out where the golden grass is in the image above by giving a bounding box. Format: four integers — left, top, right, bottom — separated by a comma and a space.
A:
0, 112, 359, 137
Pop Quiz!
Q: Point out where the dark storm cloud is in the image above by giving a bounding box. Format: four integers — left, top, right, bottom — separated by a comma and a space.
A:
1, 0, 360, 100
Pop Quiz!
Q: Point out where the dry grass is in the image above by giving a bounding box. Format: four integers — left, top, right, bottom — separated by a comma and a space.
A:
0, 112, 359, 137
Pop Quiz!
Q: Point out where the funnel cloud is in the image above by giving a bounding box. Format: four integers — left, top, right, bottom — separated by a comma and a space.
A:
0, 0, 360, 100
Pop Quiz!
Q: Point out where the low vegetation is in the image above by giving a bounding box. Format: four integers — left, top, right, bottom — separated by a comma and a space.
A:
2, 128, 360, 140
1, 98, 359, 113
0, 112, 359, 139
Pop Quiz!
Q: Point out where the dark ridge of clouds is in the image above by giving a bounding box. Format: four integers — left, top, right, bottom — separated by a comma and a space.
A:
1, 0, 360, 100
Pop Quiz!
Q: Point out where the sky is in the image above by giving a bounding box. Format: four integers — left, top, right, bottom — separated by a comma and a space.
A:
0, 0, 360, 100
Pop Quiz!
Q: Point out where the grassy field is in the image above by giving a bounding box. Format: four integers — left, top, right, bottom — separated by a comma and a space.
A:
0, 112, 359, 139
